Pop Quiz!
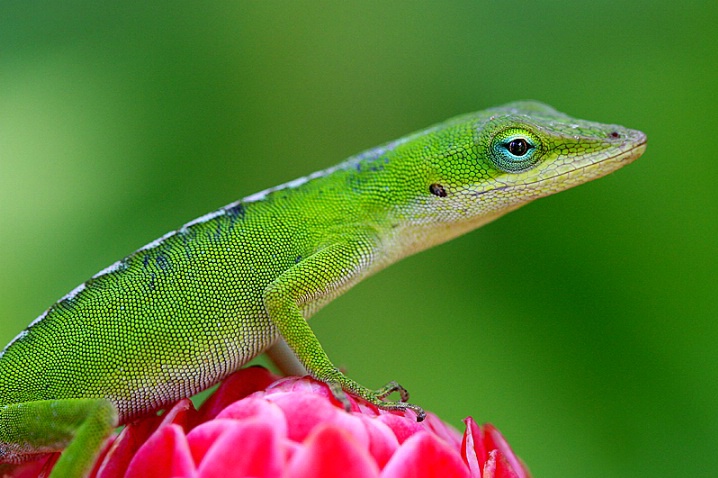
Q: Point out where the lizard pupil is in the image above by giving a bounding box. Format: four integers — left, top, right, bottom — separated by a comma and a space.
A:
507, 138, 529, 156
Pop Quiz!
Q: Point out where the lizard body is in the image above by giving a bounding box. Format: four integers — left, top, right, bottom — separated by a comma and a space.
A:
0, 101, 646, 476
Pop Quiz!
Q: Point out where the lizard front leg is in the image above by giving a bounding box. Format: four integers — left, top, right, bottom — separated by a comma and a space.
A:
263, 240, 426, 422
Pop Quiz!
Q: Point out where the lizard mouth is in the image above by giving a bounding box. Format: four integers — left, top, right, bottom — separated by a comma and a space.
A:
473, 135, 647, 199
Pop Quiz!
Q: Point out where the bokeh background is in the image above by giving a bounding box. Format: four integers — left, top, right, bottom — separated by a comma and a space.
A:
1, 1, 716, 476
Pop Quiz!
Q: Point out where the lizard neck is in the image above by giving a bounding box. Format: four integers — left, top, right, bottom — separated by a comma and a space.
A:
371, 203, 524, 271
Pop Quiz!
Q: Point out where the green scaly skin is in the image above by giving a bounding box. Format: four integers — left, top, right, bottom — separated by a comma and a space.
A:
0, 101, 646, 477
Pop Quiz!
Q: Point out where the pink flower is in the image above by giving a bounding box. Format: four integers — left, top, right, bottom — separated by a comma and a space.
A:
12, 367, 529, 477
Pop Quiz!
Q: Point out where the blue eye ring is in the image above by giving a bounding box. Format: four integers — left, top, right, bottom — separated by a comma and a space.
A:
490, 129, 541, 173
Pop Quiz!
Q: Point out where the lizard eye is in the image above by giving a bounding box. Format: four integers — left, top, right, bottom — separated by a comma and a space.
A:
490, 129, 541, 173
507, 138, 529, 156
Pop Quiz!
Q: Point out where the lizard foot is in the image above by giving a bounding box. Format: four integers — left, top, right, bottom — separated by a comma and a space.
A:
326, 378, 426, 422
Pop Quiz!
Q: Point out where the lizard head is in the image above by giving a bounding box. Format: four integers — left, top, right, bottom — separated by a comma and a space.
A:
422, 101, 647, 223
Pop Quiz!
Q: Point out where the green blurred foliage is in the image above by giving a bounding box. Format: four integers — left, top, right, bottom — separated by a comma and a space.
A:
1, 1, 716, 476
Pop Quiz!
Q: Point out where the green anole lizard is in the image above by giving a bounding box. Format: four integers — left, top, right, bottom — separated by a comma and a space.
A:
0, 101, 646, 477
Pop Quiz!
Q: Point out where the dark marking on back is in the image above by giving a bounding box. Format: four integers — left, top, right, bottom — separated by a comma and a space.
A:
140, 253, 157, 291
225, 203, 246, 225
295, 255, 302, 264
155, 253, 171, 272
213, 221, 224, 242
57, 297, 76, 310
179, 228, 196, 260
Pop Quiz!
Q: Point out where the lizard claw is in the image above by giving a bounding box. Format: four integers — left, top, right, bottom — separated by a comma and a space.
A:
374, 380, 409, 402
325, 378, 426, 422
328, 381, 353, 412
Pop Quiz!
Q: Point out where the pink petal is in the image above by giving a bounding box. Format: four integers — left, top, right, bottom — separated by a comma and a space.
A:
356, 415, 400, 469
214, 396, 288, 438
124, 424, 197, 478
187, 419, 241, 465
280, 437, 302, 464
187, 402, 287, 465
482, 447, 528, 478
95, 399, 196, 478
269, 376, 334, 397
268, 377, 377, 415
376, 413, 426, 444
461, 417, 488, 477
95, 416, 163, 478
2, 455, 55, 478
88, 436, 116, 478
284, 424, 380, 478
424, 413, 463, 449
380, 432, 470, 478
41, 454, 60, 478
197, 420, 282, 478
484, 424, 528, 478
159, 398, 196, 430
493, 451, 521, 478
197, 366, 278, 422
269, 389, 377, 451
483, 450, 498, 478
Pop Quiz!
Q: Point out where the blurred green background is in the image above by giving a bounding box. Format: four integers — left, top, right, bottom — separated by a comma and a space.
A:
1, 1, 716, 476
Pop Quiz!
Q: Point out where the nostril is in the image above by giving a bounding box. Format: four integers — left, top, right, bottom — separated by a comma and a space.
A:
429, 183, 447, 197
609, 131, 621, 139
